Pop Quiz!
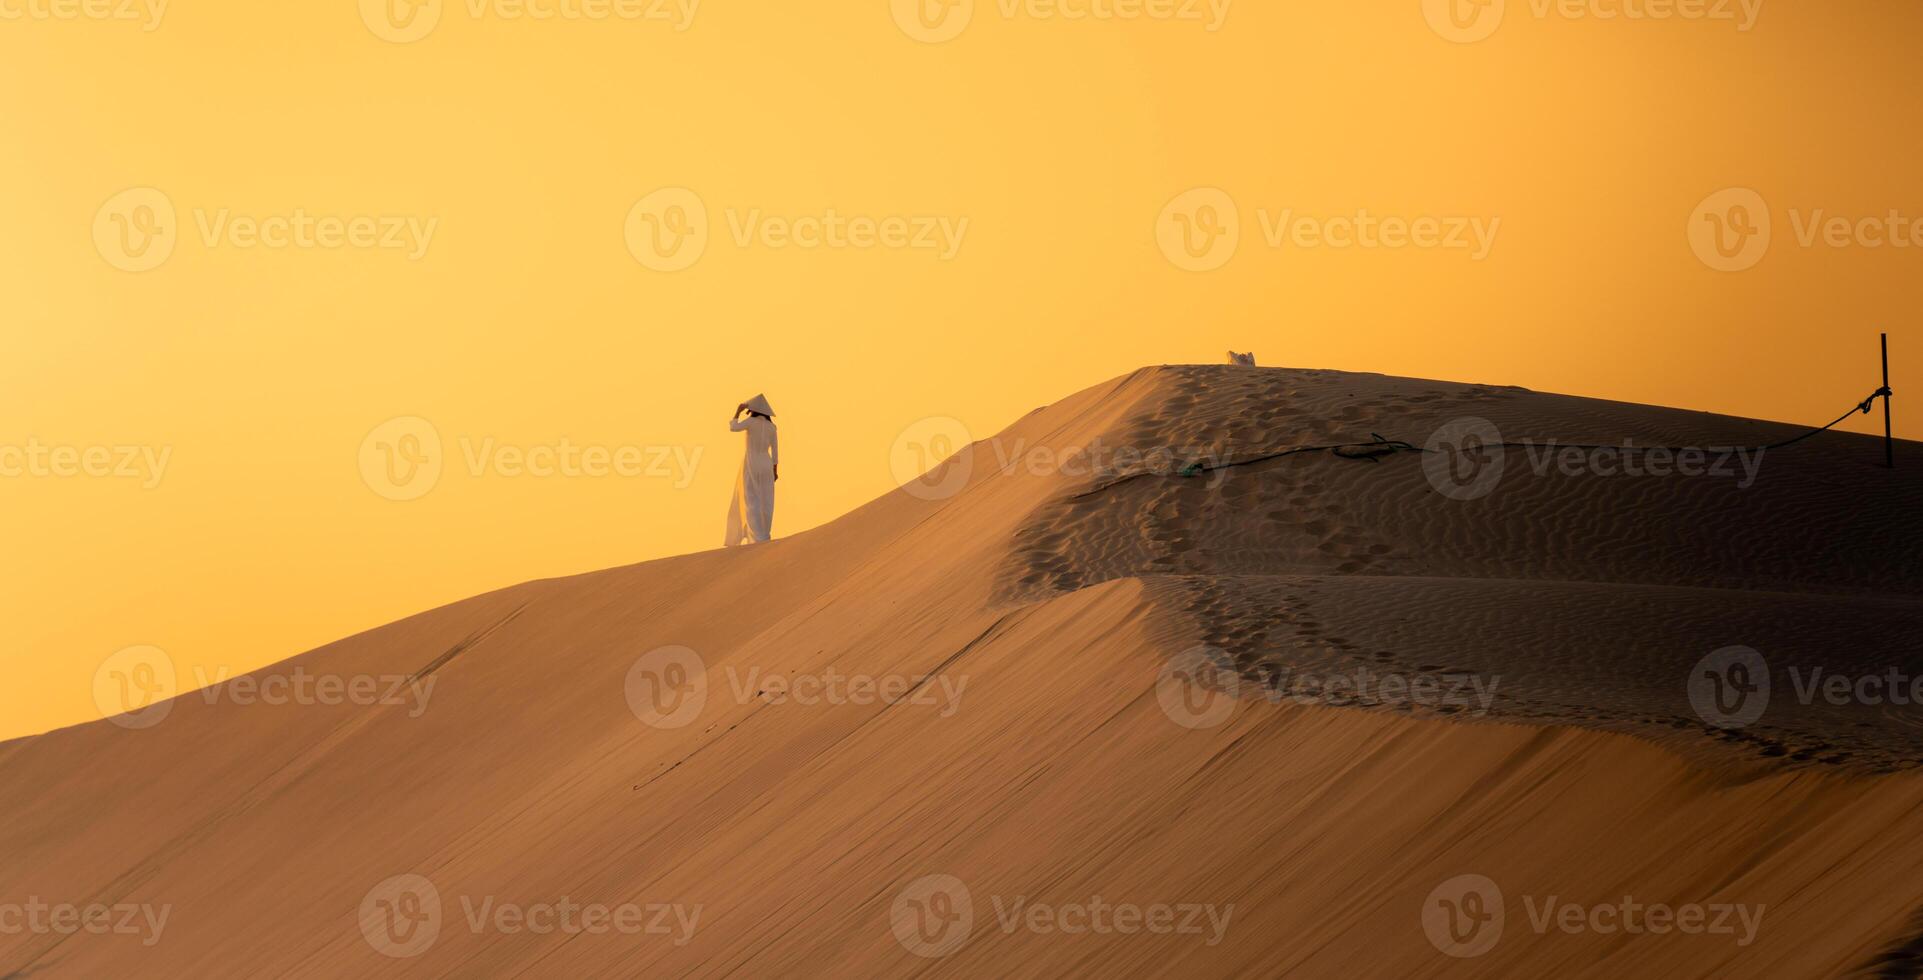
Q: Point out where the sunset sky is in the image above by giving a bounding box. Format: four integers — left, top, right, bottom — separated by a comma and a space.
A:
3, 0, 1919, 739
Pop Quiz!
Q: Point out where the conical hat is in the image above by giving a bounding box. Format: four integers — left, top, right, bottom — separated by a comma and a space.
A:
742, 394, 775, 417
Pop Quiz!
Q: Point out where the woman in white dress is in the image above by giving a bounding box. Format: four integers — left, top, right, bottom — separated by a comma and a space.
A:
724, 394, 779, 546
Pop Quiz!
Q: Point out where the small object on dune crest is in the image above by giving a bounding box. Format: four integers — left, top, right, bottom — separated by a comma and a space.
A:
1227, 350, 1257, 366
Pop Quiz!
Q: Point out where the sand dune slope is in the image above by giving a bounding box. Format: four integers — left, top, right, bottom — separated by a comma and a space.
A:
4, 365, 1922, 978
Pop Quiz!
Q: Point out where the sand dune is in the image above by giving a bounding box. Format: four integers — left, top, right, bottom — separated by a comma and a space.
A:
5, 365, 1922, 977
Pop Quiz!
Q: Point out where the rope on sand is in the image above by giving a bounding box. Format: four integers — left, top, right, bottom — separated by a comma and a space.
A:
1176, 385, 1895, 478
1063, 386, 1895, 500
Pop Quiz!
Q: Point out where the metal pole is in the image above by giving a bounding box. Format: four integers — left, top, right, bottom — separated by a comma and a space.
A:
1883, 332, 1894, 469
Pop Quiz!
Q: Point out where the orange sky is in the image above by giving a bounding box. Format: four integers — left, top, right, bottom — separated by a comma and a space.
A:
2, 0, 1919, 740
